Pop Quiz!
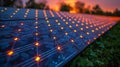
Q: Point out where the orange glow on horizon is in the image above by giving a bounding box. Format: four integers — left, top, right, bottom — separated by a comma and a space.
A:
49, 4, 60, 11
47, 0, 119, 13
70, 9, 77, 13
49, 0, 78, 12
54, 6, 60, 11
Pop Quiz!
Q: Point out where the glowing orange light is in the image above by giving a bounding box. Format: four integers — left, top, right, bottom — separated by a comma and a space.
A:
35, 32, 39, 36
71, 39, 74, 43
45, 18, 48, 20
1, 25, 5, 28
35, 42, 40, 46
56, 20, 58, 22
20, 23, 24, 25
66, 22, 68, 24
61, 27, 64, 30
35, 56, 41, 62
98, 34, 101, 36
48, 24, 51, 27
87, 41, 90, 45
53, 36, 56, 40
72, 21, 75, 24
69, 25, 72, 28
80, 28, 83, 31
63, 19, 66, 22
80, 35, 83, 38
50, 29, 53, 32
18, 29, 22, 32
93, 37, 96, 40
86, 32, 90, 35
35, 21, 38, 24
46, 20, 49, 23
74, 30, 77, 33
86, 26, 89, 29
81, 23, 84, 26
57, 46, 61, 51
90, 25, 93, 27
76, 24, 78, 27
58, 23, 60, 25
35, 26, 38, 29
7, 50, 14, 56
99, 27, 101, 29
91, 30, 94, 33
102, 31, 104, 34
36, 18, 38, 20
14, 37, 19, 41
65, 32, 68, 35
96, 28, 99, 30
69, 19, 71, 21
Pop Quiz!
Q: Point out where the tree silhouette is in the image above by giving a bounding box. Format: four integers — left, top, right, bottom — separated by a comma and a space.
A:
92, 5, 104, 15
75, 1, 85, 13
105, 11, 113, 16
60, 3, 71, 12
84, 8, 90, 14
27, 1, 49, 10
113, 8, 120, 17
2, 0, 15, 7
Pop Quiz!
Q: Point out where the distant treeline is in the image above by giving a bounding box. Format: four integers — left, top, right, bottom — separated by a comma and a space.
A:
1, 0, 120, 17
59, 1, 120, 17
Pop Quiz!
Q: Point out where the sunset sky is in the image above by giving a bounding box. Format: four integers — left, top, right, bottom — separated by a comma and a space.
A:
45, 0, 120, 12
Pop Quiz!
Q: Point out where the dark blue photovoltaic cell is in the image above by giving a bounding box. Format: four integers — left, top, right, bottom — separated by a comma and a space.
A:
0, 7, 117, 67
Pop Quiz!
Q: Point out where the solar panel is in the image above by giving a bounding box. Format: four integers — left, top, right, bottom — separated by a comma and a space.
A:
0, 7, 117, 67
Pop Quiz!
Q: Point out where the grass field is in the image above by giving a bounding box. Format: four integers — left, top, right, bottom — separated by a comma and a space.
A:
65, 21, 120, 67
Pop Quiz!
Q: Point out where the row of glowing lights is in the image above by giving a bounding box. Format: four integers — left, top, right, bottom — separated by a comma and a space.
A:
3, 21, 113, 62
49, 10, 55, 17
60, 12, 107, 27
6, 10, 61, 63
6, 35, 62, 63
24, 9, 30, 18
4, 21, 41, 62
1, 10, 113, 63
1, 13, 113, 37
55, 13, 94, 34
55, 19, 100, 37
62, 13, 93, 26
6, 22, 25, 57
50, 20, 91, 44
0, 8, 7, 12
44, 10, 63, 52
57, 12, 113, 30
55, 12, 114, 42
34, 9, 40, 63
10, 8, 20, 18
